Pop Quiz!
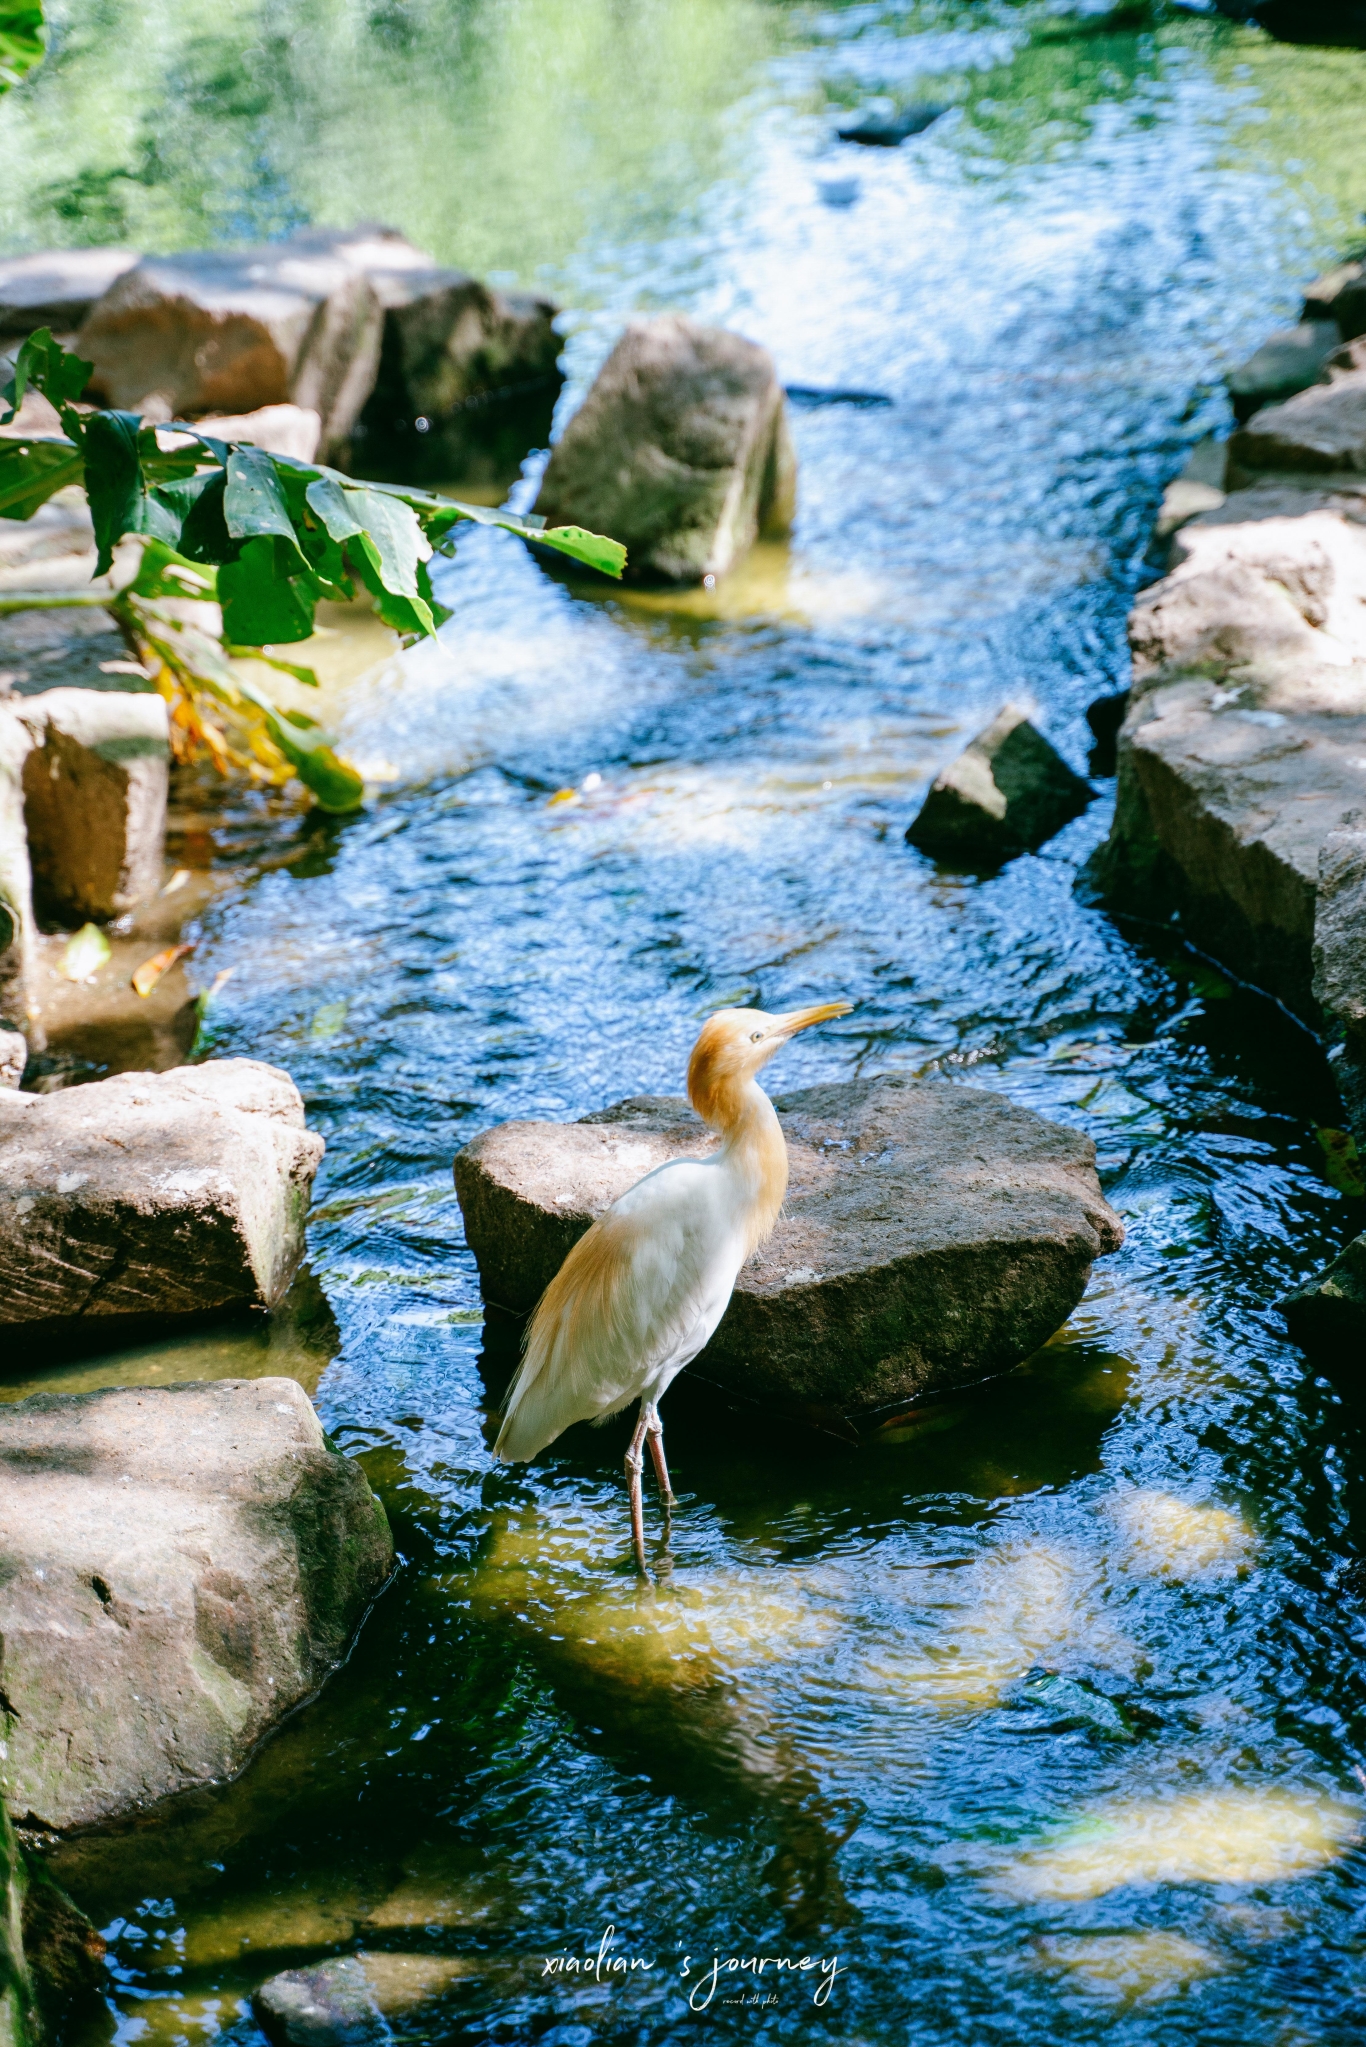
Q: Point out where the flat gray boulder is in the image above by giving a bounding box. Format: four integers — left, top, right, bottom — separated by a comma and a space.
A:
0, 1058, 325, 1349
0, 1378, 393, 1831
906, 702, 1092, 862
1230, 370, 1366, 478
1227, 321, 1341, 422
455, 1076, 1123, 1422
16, 686, 168, 924
533, 314, 796, 584
0, 247, 140, 336
77, 246, 383, 455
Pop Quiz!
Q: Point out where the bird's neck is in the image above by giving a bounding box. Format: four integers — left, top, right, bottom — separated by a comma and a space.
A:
715, 1080, 788, 1254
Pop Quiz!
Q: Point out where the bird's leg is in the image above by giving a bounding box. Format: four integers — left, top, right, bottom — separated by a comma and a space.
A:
644, 1401, 677, 1510
625, 1403, 650, 1577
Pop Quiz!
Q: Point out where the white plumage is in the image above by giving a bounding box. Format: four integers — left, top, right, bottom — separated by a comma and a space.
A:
494, 999, 850, 1571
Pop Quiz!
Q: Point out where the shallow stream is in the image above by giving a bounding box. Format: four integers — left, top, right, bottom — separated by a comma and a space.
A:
6, 3, 1366, 2041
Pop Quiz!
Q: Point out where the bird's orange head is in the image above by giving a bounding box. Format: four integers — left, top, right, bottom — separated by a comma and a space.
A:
687, 1000, 852, 1130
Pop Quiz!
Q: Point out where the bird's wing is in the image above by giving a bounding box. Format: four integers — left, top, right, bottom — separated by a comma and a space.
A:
494, 1158, 735, 1463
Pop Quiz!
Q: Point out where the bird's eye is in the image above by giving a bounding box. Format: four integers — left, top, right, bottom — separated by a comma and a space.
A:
750, 1030, 764, 1042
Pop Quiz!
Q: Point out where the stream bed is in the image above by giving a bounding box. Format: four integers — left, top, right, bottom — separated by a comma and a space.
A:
6, 3, 1366, 2041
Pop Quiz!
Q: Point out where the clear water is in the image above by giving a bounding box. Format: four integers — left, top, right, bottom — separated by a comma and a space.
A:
6, 3, 1366, 2041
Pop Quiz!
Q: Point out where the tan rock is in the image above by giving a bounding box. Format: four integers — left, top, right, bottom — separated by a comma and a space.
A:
172, 403, 323, 463
0, 700, 35, 1019
533, 314, 796, 584
0, 1058, 325, 1347
1230, 371, 1366, 477
0, 247, 139, 337
0, 1378, 393, 1830
1227, 320, 1340, 422
455, 1077, 1123, 1420
16, 687, 168, 923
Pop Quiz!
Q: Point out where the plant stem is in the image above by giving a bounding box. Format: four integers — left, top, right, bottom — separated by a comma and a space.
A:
0, 590, 115, 615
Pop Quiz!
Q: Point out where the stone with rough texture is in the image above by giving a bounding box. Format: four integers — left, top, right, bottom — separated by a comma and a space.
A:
16, 687, 167, 924
0, 1032, 24, 1089
77, 247, 382, 456
1302, 260, 1364, 323
0, 703, 35, 1020
1227, 321, 1340, 422
1283, 1233, 1366, 1351
1314, 825, 1366, 1138
906, 702, 1092, 862
0, 1378, 393, 1832
1230, 371, 1366, 478
0, 248, 139, 337
0, 1059, 325, 1348
533, 315, 796, 584
455, 1076, 1123, 1421
1091, 496, 1366, 1021
254, 1952, 478, 2046
175, 404, 322, 463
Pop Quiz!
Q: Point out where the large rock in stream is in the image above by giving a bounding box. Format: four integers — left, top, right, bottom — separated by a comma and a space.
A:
532, 314, 796, 584
0, 1059, 324, 1352
455, 1076, 1123, 1428
0, 1378, 393, 1832
906, 702, 1092, 862
1088, 491, 1366, 1024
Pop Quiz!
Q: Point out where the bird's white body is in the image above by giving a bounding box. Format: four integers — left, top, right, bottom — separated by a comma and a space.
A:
491, 1001, 850, 1568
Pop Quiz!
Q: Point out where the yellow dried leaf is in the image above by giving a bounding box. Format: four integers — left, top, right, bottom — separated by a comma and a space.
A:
132, 943, 194, 998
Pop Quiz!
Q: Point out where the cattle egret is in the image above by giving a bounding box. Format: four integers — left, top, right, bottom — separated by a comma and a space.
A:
494, 1001, 852, 1571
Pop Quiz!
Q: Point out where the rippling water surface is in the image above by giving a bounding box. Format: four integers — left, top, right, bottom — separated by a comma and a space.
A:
8, 3, 1366, 2041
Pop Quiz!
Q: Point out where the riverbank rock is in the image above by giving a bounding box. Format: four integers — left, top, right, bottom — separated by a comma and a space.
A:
255, 1953, 480, 2046
1155, 437, 1227, 544
532, 315, 796, 584
1314, 825, 1366, 1137
455, 1076, 1123, 1425
77, 246, 383, 456
1088, 494, 1366, 1021
906, 703, 1092, 862
0, 1031, 24, 1088
0, 1059, 324, 1352
1227, 321, 1340, 422
0, 702, 35, 1021
1283, 1233, 1366, 1350
1229, 369, 1366, 480
0, 248, 139, 338
17, 687, 168, 924
0, 1378, 393, 1832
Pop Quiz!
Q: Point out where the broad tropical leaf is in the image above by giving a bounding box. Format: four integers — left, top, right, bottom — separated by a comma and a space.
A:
0, 434, 83, 520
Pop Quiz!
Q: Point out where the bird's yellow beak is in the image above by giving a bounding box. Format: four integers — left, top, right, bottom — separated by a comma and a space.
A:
773, 999, 854, 1039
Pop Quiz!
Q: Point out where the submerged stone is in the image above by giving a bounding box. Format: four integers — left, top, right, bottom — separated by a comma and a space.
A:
0, 1058, 325, 1350
906, 702, 1092, 863
254, 1952, 479, 2046
532, 314, 796, 584
0, 1377, 393, 1832
455, 1075, 1123, 1425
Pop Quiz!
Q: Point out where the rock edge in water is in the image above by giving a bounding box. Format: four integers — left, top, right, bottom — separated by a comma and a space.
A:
455, 1075, 1123, 1426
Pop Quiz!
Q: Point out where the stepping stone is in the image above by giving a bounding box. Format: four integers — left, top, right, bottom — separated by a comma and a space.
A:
455, 1075, 1123, 1427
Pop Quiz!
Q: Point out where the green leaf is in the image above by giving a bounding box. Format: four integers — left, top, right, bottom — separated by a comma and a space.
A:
1318, 1127, 1366, 1199
234, 678, 364, 812
0, 0, 44, 92
0, 326, 92, 428
127, 537, 218, 602
218, 534, 317, 646
0, 434, 83, 520
223, 446, 305, 572
160, 467, 235, 564
83, 409, 179, 573
58, 923, 110, 983
225, 646, 320, 687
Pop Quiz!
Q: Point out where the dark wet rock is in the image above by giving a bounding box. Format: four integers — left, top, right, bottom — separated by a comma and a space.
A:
1087, 497, 1366, 1022
0, 1377, 393, 1832
1, 1800, 37, 2047
17, 687, 167, 924
0, 1031, 24, 1088
0, 248, 140, 338
1086, 691, 1129, 778
19, 1851, 106, 2038
1217, 0, 1366, 47
0, 605, 128, 698
1314, 825, 1366, 1139
533, 314, 796, 584
835, 101, 946, 145
0, 1059, 325, 1350
1227, 322, 1340, 422
784, 384, 892, 410
254, 1952, 479, 2045
77, 246, 383, 456
1283, 1233, 1366, 1349
455, 1076, 1123, 1424
906, 702, 1092, 862
315, 225, 562, 480
1230, 370, 1366, 480
1302, 259, 1365, 324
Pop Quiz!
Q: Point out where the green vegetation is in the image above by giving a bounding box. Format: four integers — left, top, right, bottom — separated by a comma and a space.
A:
1, 330, 624, 809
